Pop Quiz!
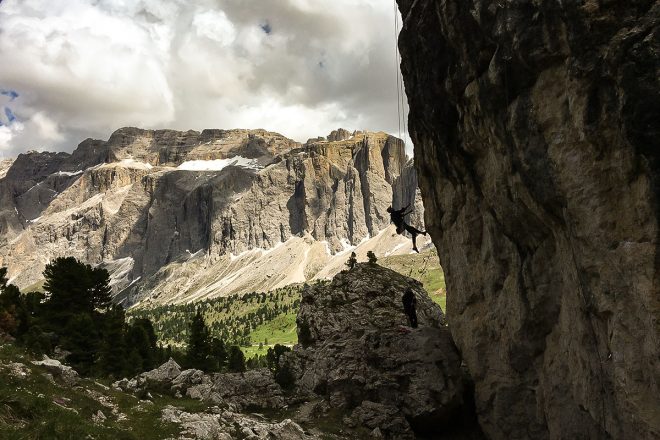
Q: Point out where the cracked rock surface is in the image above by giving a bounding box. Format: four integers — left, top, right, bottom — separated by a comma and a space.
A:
397, 0, 660, 438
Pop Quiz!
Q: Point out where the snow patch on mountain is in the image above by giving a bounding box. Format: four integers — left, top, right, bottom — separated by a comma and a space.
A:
177, 156, 260, 172
54, 170, 84, 176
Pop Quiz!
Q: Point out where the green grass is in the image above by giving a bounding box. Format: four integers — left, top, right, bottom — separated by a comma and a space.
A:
379, 249, 446, 312
0, 343, 211, 440
129, 285, 302, 348
242, 312, 298, 359
249, 312, 297, 346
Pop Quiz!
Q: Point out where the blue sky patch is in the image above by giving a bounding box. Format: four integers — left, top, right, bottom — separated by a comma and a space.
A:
4, 107, 16, 123
0, 89, 19, 101
260, 21, 272, 34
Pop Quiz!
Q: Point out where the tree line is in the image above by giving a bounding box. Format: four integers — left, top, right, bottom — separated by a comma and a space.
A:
129, 286, 302, 347
0, 258, 160, 378
0, 258, 278, 378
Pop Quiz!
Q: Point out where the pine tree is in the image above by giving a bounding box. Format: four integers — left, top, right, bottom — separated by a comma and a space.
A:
187, 311, 212, 371
298, 319, 313, 348
227, 345, 246, 373
42, 257, 112, 332
0, 267, 7, 292
126, 323, 153, 373
0, 283, 23, 336
64, 313, 99, 376
367, 251, 378, 264
275, 361, 295, 390
210, 337, 228, 372
89, 267, 112, 312
98, 306, 127, 378
345, 252, 357, 270
130, 318, 158, 371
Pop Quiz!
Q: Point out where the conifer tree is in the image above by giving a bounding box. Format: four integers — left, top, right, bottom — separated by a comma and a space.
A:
210, 337, 228, 372
64, 313, 99, 376
98, 306, 127, 377
126, 323, 153, 372
187, 311, 212, 371
367, 251, 378, 264
0, 267, 7, 292
0, 283, 23, 336
227, 345, 246, 373
129, 318, 158, 371
42, 257, 112, 332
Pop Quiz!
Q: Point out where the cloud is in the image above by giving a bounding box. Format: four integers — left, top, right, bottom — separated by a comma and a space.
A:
0, 0, 410, 158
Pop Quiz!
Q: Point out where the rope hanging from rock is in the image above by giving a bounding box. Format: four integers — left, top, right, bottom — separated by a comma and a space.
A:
393, 0, 407, 149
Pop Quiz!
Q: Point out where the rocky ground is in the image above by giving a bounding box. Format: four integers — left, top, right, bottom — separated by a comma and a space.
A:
114, 264, 482, 439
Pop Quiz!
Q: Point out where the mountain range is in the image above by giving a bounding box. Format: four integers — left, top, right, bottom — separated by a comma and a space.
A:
0, 127, 430, 306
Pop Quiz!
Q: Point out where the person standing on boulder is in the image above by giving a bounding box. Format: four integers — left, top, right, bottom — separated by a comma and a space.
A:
387, 205, 427, 253
402, 288, 418, 328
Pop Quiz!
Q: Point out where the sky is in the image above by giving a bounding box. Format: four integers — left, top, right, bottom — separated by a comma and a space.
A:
0, 0, 409, 158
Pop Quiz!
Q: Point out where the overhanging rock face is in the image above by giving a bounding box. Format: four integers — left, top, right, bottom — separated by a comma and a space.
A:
396, 1, 659, 439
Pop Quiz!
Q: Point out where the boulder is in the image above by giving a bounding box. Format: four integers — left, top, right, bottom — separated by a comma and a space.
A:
115, 362, 284, 411
171, 368, 208, 393
113, 358, 181, 393
4, 362, 30, 379
288, 264, 471, 438
142, 358, 181, 382
32, 356, 79, 386
161, 405, 316, 440
209, 368, 285, 410
346, 401, 413, 440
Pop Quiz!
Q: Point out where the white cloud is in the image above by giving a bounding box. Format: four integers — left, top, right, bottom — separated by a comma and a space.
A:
0, 0, 410, 158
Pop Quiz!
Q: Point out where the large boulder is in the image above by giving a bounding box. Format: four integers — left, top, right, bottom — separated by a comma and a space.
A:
208, 369, 285, 410
32, 356, 79, 386
396, 0, 660, 439
288, 264, 473, 438
115, 361, 285, 412
113, 358, 181, 393
161, 405, 316, 440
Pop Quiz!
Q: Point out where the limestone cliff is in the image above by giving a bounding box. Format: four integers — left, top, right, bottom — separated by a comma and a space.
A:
0, 128, 427, 304
397, 1, 659, 439
287, 264, 477, 439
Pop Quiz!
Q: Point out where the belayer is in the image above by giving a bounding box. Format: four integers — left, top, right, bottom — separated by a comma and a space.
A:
402, 288, 418, 328
387, 204, 427, 253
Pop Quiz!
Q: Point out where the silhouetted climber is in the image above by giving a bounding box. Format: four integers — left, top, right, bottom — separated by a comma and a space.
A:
402, 288, 418, 328
387, 205, 426, 253
345, 251, 357, 270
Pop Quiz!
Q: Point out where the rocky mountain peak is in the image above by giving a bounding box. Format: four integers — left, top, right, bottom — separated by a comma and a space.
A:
70, 127, 301, 168
0, 127, 426, 305
326, 128, 352, 142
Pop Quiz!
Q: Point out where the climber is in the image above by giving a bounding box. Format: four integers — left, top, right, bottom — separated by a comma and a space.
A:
387, 205, 426, 253
401, 288, 418, 328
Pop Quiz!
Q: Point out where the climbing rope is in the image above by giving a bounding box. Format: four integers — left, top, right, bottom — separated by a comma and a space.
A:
393, 0, 408, 150
393, 0, 402, 143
